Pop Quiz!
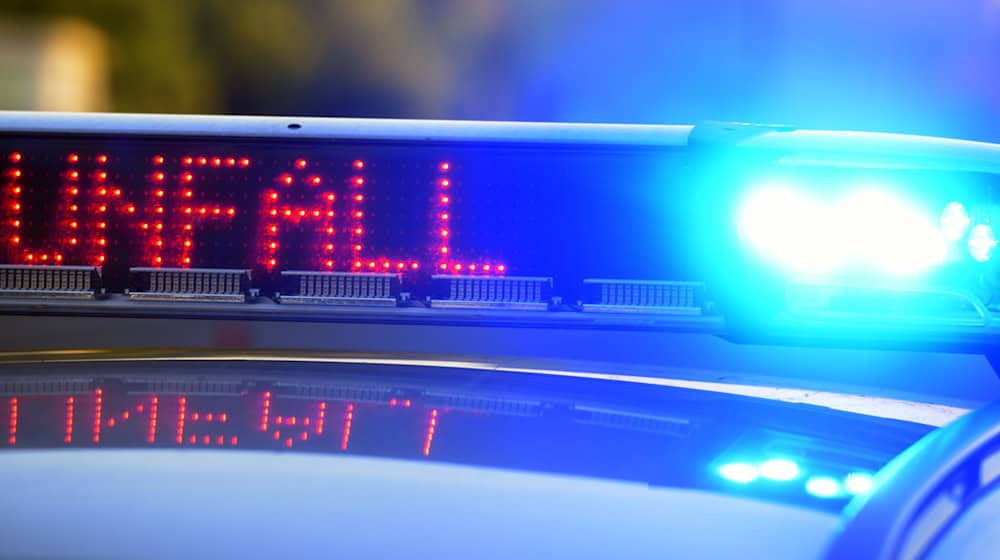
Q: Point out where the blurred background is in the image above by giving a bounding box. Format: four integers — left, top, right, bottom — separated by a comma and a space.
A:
1, 0, 999, 141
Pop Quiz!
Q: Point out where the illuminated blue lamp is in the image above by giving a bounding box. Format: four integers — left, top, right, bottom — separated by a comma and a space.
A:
758, 458, 800, 481
940, 202, 971, 242
717, 462, 759, 484
738, 183, 954, 276
738, 185, 841, 275
968, 224, 997, 262
843, 472, 875, 496
805, 476, 843, 498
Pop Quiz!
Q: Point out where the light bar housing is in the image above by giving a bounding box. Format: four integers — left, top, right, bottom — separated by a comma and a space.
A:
431, 275, 553, 310
0, 112, 999, 354
276, 271, 399, 306
127, 267, 253, 303
582, 279, 704, 315
0, 264, 101, 299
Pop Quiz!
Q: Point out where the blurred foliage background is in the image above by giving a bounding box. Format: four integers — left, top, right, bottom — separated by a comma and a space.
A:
1, 0, 1000, 141
0, 0, 536, 118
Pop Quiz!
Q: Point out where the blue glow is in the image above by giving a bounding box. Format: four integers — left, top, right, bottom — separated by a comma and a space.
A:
805, 476, 842, 498
940, 202, 971, 242
738, 184, 948, 276
840, 190, 947, 275
758, 458, 801, 481
717, 462, 759, 484
738, 183, 843, 274
968, 224, 997, 262
843, 472, 875, 496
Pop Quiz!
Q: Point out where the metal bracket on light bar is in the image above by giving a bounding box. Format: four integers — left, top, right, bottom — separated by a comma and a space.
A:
127, 267, 254, 303
430, 275, 553, 310
582, 279, 704, 315
276, 271, 400, 306
0, 264, 102, 299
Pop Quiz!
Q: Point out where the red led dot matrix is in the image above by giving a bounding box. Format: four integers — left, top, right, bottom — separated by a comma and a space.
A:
1, 151, 117, 266
434, 162, 451, 272
348, 163, 366, 268
136, 154, 246, 267
1, 148, 511, 282
261, 158, 357, 271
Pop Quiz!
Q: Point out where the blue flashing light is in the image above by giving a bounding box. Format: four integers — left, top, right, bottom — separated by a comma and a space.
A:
805, 476, 843, 498
738, 183, 949, 276
940, 202, 971, 242
840, 190, 947, 275
717, 462, 759, 484
843, 472, 875, 496
738, 184, 841, 275
758, 458, 800, 481
968, 224, 997, 262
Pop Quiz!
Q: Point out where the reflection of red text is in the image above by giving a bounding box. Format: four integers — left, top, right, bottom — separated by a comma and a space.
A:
92, 394, 160, 445
4, 391, 451, 457
268, 399, 330, 449
8, 397, 17, 445
341, 403, 353, 450
175, 396, 238, 447
63, 397, 74, 443
422, 409, 439, 456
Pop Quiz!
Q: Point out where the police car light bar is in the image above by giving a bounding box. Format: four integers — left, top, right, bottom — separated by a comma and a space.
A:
3, 111, 1000, 351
